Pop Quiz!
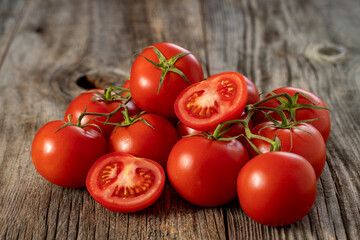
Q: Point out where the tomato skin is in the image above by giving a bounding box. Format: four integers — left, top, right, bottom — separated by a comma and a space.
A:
123, 80, 130, 89
86, 152, 165, 213
176, 112, 253, 144
31, 120, 108, 188
247, 122, 326, 179
109, 114, 178, 169
244, 76, 260, 104
175, 72, 248, 131
252, 87, 330, 142
130, 42, 204, 118
237, 152, 317, 226
167, 136, 249, 207
64, 89, 141, 139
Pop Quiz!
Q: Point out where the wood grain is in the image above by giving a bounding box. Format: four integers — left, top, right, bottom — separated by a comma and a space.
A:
0, 0, 27, 67
201, 0, 360, 239
0, 0, 359, 239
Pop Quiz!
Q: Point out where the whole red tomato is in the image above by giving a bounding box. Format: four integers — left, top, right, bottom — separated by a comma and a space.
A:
247, 122, 326, 179
108, 114, 178, 169
244, 76, 260, 104
167, 136, 249, 207
237, 152, 317, 226
64, 89, 140, 139
130, 42, 204, 118
86, 152, 165, 213
252, 87, 330, 142
31, 120, 108, 188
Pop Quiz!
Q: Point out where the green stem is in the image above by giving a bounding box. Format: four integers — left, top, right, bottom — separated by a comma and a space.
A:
251, 92, 293, 108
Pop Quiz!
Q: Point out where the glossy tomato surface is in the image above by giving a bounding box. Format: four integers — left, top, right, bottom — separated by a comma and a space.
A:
130, 42, 203, 118
86, 152, 165, 213
167, 136, 249, 207
175, 72, 248, 131
247, 122, 326, 179
109, 114, 178, 169
31, 120, 108, 188
253, 87, 330, 142
244, 76, 260, 104
64, 89, 140, 139
237, 152, 317, 226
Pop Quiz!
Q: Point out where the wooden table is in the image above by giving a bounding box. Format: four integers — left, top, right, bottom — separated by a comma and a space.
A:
1, 0, 359, 239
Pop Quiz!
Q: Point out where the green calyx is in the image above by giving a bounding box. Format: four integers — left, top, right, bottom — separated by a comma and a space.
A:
56, 112, 103, 133
56, 87, 133, 133
90, 86, 130, 103
267, 91, 329, 121
101, 106, 155, 131
136, 46, 191, 94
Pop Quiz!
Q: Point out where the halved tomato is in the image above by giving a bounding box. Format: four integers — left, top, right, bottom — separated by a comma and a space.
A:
86, 152, 165, 213
174, 72, 248, 131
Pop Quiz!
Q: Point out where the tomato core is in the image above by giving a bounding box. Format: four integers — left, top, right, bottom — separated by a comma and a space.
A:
97, 161, 156, 198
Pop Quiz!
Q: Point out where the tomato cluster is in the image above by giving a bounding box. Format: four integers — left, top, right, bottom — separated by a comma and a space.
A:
31, 42, 330, 227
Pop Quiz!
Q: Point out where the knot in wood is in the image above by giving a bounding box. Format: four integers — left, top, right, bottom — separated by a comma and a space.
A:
305, 43, 347, 64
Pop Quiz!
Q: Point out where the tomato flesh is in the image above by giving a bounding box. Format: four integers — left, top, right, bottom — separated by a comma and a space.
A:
86, 152, 165, 213
175, 72, 248, 131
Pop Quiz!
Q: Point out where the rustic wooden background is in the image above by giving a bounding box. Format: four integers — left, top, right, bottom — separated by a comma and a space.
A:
0, 0, 359, 239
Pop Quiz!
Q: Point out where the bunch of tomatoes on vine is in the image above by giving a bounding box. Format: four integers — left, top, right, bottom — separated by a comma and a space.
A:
31, 42, 330, 226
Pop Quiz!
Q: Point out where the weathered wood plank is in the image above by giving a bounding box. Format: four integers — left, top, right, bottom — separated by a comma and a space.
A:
201, 0, 360, 239
0, 0, 224, 239
0, 0, 27, 67
0, 0, 359, 239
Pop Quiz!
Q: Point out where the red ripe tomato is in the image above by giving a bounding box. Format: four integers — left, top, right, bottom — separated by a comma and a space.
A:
31, 120, 108, 188
252, 87, 330, 142
108, 114, 178, 169
175, 72, 248, 131
176, 112, 253, 144
86, 152, 165, 213
167, 136, 249, 207
244, 76, 260, 104
64, 89, 140, 139
237, 152, 317, 226
130, 42, 204, 118
247, 122, 326, 179
123, 80, 130, 89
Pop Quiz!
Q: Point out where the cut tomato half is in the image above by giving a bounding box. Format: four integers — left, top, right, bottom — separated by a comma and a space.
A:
174, 72, 248, 131
86, 152, 165, 213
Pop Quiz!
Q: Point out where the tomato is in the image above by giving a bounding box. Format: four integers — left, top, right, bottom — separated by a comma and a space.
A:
237, 152, 317, 226
86, 152, 165, 213
64, 89, 141, 139
252, 87, 330, 142
130, 42, 204, 118
167, 136, 249, 207
247, 121, 326, 179
123, 80, 130, 89
175, 72, 248, 131
108, 114, 178, 169
31, 120, 108, 188
244, 76, 260, 104
176, 111, 253, 144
